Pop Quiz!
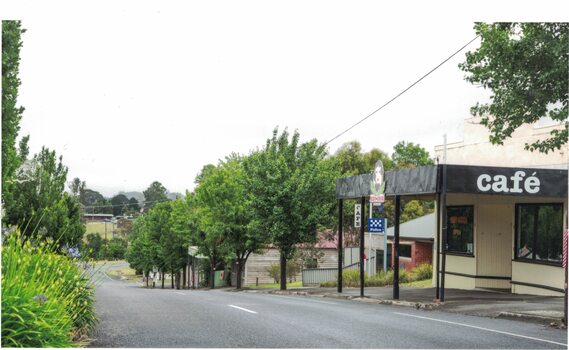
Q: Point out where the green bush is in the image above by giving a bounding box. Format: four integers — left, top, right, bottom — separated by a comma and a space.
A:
320, 264, 431, 288
412, 263, 433, 281
266, 264, 280, 284
1, 233, 98, 347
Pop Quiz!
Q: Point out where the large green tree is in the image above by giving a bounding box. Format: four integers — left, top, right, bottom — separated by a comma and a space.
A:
244, 128, 338, 290
194, 155, 267, 289
5, 147, 84, 245
2, 20, 29, 218
110, 194, 129, 216
391, 141, 434, 169
460, 22, 568, 153
143, 181, 168, 211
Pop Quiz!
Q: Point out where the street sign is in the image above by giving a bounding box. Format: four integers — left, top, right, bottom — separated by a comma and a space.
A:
375, 203, 384, 212
354, 204, 362, 228
368, 218, 386, 233
369, 194, 385, 203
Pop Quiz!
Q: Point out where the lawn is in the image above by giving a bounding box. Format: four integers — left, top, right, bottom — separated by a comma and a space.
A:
401, 279, 432, 288
106, 265, 141, 282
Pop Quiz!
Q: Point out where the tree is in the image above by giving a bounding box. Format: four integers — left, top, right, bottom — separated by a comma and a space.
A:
83, 189, 112, 214
105, 237, 128, 260
128, 197, 140, 213
82, 233, 104, 259
4, 147, 84, 245
2, 21, 28, 217
243, 128, 338, 290
391, 141, 434, 169
143, 181, 168, 211
194, 155, 267, 289
333, 141, 393, 176
110, 194, 129, 216
459, 22, 568, 153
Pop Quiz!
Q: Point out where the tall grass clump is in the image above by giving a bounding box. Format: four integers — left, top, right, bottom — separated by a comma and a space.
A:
320, 264, 433, 288
1, 232, 98, 347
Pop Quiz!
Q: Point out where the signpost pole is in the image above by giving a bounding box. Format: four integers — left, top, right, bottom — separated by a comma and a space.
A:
369, 204, 372, 277
384, 218, 388, 272
338, 199, 343, 293
360, 196, 365, 298
393, 195, 400, 300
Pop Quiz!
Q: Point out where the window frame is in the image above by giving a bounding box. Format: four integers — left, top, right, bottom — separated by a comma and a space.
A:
445, 205, 475, 256
514, 202, 564, 267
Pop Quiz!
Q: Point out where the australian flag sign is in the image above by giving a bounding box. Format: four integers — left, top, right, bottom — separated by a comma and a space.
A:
368, 218, 386, 233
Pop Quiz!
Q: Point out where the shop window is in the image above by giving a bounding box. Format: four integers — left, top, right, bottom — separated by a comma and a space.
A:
516, 204, 563, 264
446, 206, 474, 254
400, 244, 412, 258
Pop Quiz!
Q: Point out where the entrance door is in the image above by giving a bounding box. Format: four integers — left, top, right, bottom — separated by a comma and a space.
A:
476, 204, 513, 288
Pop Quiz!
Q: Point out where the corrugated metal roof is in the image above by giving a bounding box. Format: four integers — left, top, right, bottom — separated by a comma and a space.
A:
386, 213, 435, 241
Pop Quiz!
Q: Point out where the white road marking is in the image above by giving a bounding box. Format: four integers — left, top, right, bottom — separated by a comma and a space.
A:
228, 305, 258, 314
393, 312, 566, 347
174, 292, 186, 296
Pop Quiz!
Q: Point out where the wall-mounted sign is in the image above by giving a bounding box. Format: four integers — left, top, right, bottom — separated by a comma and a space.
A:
446, 165, 566, 198
354, 204, 362, 228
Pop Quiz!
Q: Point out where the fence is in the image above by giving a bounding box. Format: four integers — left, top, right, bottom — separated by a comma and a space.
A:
302, 257, 376, 286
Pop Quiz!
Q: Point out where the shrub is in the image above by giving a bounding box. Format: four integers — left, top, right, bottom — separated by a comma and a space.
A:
266, 264, 280, 284
1, 233, 98, 347
412, 264, 433, 281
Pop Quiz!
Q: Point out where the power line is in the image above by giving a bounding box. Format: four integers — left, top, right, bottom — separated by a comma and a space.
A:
323, 36, 480, 148
81, 198, 172, 209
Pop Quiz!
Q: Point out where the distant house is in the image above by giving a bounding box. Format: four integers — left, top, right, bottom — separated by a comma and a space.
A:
386, 213, 434, 271
83, 213, 113, 223
239, 234, 338, 286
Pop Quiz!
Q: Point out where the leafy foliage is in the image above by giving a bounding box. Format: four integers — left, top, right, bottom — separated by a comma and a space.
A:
2, 20, 28, 215
1, 233, 97, 347
460, 22, 568, 153
4, 147, 85, 245
243, 128, 339, 290
391, 141, 434, 169
143, 181, 168, 211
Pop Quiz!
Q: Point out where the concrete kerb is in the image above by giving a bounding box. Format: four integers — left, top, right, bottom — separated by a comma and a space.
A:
258, 289, 440, 310
244, 288, 563, 325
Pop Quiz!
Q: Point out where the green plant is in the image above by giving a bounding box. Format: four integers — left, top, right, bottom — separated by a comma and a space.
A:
1, 233, 98, 347
412, 264, 432, 281
266, 264, 280, 284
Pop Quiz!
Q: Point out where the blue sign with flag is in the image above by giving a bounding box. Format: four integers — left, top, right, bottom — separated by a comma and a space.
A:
368, 218, 386, 233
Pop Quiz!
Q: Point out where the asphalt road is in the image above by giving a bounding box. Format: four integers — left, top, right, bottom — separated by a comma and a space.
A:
90, 268, 567, 348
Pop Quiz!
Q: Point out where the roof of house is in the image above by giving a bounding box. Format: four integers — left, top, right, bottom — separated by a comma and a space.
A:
386, 213, 435, 241
83, 213, 113, 217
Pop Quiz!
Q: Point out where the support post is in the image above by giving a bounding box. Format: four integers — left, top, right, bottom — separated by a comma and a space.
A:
338, 199, 343, 293
360, 196, 365, 298
441, 163, 448, 302
435, 164, 441, 300
393, 195, 401, 300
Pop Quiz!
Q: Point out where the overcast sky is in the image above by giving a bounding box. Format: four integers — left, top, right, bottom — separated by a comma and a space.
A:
2, 0, 567, 197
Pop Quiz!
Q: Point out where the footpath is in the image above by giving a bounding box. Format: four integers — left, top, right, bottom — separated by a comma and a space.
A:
243, 286, 566, 327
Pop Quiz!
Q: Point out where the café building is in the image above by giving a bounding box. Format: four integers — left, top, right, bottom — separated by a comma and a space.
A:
336, 164, 567, 297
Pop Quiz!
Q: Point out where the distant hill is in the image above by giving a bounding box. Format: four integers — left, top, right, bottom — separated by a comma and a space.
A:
119, 191, 144, 203
117, 191, 185, 203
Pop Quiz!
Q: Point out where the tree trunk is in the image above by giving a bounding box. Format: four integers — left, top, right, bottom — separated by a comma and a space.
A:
145, 271, 149, 287
176, 270, 181, 290
182, 265, 187, 289
210, 262, 215, 289
236, 260, 243, 289
161, 271, 165, 289
280, 253, 287, 290
171, 270, 175, 289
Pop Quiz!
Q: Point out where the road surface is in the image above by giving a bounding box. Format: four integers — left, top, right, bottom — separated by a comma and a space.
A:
90, 267, 567, 348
